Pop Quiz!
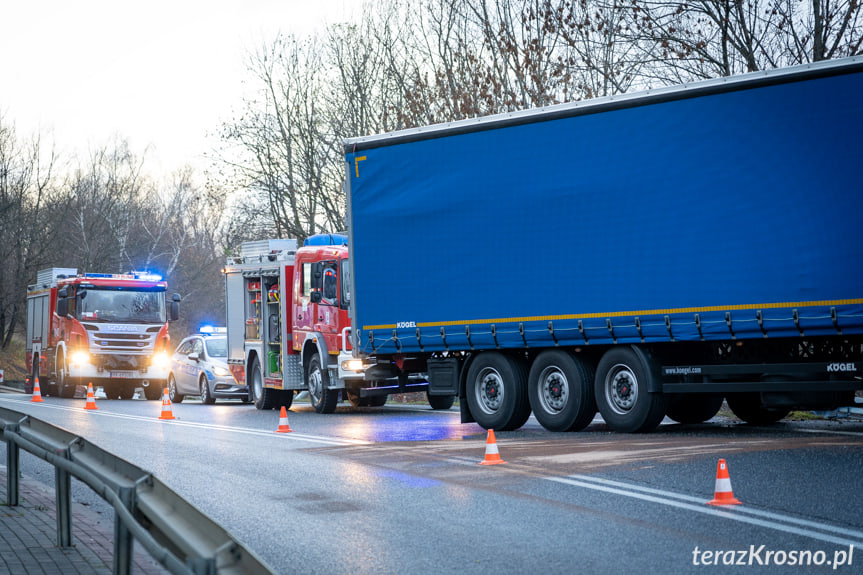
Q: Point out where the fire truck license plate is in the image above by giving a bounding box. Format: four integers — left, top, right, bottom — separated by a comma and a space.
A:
110, 371, 133, 378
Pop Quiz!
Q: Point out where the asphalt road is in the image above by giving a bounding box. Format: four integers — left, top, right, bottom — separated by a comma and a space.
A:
1, 391, 862, 574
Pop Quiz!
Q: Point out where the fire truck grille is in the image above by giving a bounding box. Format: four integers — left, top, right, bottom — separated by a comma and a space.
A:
92, 331, 154, 352
100, 355, 141, 370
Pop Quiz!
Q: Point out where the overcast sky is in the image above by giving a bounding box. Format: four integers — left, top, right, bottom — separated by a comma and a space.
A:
1, 0, 353, 174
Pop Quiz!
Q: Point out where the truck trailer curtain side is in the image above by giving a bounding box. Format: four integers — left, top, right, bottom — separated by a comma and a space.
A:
345, 58, 863, 356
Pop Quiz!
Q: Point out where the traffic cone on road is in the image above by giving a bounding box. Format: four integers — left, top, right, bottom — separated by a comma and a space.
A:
84, 383, 98, 410
158, 388, 176, 420
275, 406, 293, 433
478, 429, 506, 465
707, 458, 741, 506
31, 376, 44, 403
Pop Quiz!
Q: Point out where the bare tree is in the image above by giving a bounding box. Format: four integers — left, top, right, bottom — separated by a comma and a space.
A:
218, 34, 343, 244
0, 115, 62, 349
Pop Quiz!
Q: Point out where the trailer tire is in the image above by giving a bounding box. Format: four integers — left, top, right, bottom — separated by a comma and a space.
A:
528, 350, 596, 432
56, 354, 75, 398
465, 352, 531, 431
251, 357, 280, 410
427, 393, 455, 410
200, 375, 215, 405
665, 394, 724, 424
595, 347, 667, 433
726, 392, 790, 425
307, 353, 339, 414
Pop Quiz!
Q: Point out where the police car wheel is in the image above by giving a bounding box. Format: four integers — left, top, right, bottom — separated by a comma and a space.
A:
200, 376, 215, 405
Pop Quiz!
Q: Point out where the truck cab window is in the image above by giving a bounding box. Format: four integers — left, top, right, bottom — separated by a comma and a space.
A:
322, 262, 338, 305
340, 258, 350, 310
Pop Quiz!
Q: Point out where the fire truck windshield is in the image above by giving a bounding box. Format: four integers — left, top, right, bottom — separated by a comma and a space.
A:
77, 288, 167, 323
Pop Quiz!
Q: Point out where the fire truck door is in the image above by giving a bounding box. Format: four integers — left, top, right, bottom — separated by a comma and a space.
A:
315, 261, 339, 339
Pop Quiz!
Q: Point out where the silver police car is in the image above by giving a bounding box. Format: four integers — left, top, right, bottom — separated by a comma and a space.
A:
167, 327, 248, 404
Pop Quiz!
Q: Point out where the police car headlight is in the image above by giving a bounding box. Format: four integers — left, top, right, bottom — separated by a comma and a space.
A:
213, 366, 231, 377
71, 350, 90, 365
151, 352, 171, 369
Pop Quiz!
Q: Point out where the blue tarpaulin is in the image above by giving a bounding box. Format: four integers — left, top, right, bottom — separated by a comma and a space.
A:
346, 59, 863, 354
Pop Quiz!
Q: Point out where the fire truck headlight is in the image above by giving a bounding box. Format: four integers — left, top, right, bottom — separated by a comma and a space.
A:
151, 352, 171, 369
341, 359, 366, 372
70, 350, 90, 366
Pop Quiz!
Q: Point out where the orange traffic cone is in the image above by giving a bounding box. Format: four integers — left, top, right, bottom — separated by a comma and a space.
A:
158, 388, 176, 420
31, 376, 44, 403
707, 458, 742, 506
84, 382, 98, 410
275, 406, 293, 433
478, 429, 506, 465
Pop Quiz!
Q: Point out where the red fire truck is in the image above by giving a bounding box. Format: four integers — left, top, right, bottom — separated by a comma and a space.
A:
25, 268, 180, 399
223, 235, 453, 412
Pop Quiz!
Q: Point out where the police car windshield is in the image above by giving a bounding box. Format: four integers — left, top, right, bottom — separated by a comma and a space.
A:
205, 337, 227, 358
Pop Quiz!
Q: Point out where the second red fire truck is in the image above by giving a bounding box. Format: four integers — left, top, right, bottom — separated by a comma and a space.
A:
223, 235, 454, 411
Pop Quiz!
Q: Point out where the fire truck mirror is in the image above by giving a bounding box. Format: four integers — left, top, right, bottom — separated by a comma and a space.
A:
170, 300, 180, 322
58, 287, 69, 298
310, 291, 322, 304
172, 293, 182, 302
311, 262, 324, 290
57, 298, 68, 317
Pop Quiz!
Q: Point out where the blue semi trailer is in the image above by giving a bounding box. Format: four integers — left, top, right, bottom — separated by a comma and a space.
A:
342, 56, 863, 433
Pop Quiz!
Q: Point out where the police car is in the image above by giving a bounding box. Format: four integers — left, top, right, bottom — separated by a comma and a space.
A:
167, 327, 248, 404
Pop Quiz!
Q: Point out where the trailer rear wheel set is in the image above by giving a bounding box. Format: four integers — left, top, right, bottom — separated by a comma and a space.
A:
462, 343, 852, 433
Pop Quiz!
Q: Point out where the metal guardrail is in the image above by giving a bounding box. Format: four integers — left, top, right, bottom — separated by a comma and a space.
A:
0, 406, 274, 575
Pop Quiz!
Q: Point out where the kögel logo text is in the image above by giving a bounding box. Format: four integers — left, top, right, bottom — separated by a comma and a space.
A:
397, 321, 417, 329
827, 362, 857, 372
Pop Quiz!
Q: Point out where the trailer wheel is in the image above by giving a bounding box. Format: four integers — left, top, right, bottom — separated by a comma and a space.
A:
307, 353, 339, 414
528, 350, 596, 432
665, 394, 724, 424
168, 374, 185, 403
726, 392, 790, 424
427, 393, 455, 410
595, 347, 667, 433
199, 375, 215, 405
465, 352, 530, 431
251, 357, 280, 410
56, 353, 75, 398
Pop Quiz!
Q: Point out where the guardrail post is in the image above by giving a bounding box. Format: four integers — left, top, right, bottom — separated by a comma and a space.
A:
5, 426, 20, 507
55, 448, 72, 547
114, 486, 135, 575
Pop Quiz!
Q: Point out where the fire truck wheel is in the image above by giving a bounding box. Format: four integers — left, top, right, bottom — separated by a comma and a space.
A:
251, 357, 280, 410
200, 375, 216, 405
346, 389, 369, 407
426, 393, 455, 410
143, 382, 164, 401
279, 389, 294, 409
665, 393, 724, 424
595, 346, 667, 433
527, 350, 596, 432
56, 355, 76, 399
307, 353, 338, 414
465, 352, 531, 431
168, 374, 185, 404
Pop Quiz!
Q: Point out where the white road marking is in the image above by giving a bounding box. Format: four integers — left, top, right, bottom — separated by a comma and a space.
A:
0, 396, 367, 446
798, 428, 863, 438
548, 474, 863, 548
